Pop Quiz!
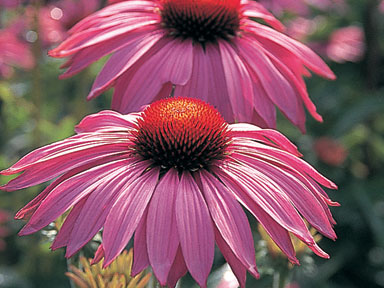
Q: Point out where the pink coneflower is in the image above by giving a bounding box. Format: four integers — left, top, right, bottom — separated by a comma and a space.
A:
1, 98, 338, 287
0, 28, 34, 78
314, 137, 347, 166
49, 0, 335, 132
326, 26, 365, 63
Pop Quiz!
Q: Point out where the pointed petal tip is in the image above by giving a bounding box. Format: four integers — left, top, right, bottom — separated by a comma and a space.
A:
309, 243, 329, 259
248, 266, 260, 279
18, 225, 38, 236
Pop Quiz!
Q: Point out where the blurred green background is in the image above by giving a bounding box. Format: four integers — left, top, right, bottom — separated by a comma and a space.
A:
0, 0, 384, 287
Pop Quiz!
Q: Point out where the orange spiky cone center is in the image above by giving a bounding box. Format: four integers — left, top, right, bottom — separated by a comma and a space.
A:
132, 97, 231, 171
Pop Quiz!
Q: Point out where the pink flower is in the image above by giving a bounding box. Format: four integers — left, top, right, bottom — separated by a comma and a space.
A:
0, 27, 34, 78
314, 137, 347, 166
49, 0, 335, 132
326, 26, 365, 63
25, 0, 100, 47
1, 98, 338, 288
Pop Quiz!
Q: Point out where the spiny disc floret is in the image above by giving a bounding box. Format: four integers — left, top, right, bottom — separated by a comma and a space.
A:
160, 0, 241, 44
132, 98, 231, 171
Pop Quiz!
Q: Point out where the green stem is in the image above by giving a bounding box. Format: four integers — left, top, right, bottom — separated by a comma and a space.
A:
272, 265, 291, 288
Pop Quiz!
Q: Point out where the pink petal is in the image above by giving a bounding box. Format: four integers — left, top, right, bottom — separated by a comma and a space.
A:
237, 36, 304, 129
14, 155, 125, 220
175, 172, 214, 288
219, 41, 254, 122
241, 0, 285, 31
132, 209, 150, 276
19, 159, 130, 236
229, 123, 301, 156
102, 167, 159, 267
232, 153, 336, 239
91, 244, 105, 265
51, 195, 90, 250
246, 21, 336, 79
65, 161, 149, 257
75, 110, 141, 133
175, 44, 235, 123
215, 228, 247, 288
215, 167, 298, 263
118, 38, 193, 113
221, 163, 329, 258
88, 30, 164, 99
198, 170, 257, 273
147, 169, 179, 285
166, 246, 188, 288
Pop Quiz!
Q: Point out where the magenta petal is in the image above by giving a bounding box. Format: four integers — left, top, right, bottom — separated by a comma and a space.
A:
175, 172, 214, 288
19, 159, 129, 236
247, 21, 336, 80
166, 246, 188, 288
132, 209, 150, 277
229, 123, 301, 156
147, 169, 179, 285
75, 110, 140, 133
215, 228, 248, 288
65, 162, 148, 257
232, 153, 336, 239
118, 38, 193, 113
51, 195, 89, 250
102, 167, 159, 267
214, 167, 297, 263
14, 155, 124, 220
219, 41, 254, 122
91, 244, 105, 265
199, 170, 257, 273
88, 30, 164, 99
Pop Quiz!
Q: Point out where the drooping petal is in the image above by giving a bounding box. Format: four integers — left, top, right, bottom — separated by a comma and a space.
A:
214, 228, 247, 288
245, 21, 336, 80
229, 123, 301, 156
166, 246, 188, 288
147, 169, 180, 285
19, 159, 130, 236
219, 41, 254, 122
237, 35, 305, 129
175, 44, 235, 123
198, 170, 257, 274
88, 30, 164, 99
117, 38, 193, 113
231, 153, 336, 239
65, 161, 149, 257
14, 155, 125, 220
214, 167, 298, 263
1, 138, 129, 191
219, 163, 328, 258
51, 195, 90, 250
175, 172, 214, 288
132, 209, 150, 277
102, 166, 159, 267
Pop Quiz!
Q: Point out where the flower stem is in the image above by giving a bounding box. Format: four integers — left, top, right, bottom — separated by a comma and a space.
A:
272, 265, 291, 288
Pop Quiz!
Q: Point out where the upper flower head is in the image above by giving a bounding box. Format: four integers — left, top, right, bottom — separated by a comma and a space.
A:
49, 0, 335, 132
160, 0, 241, 43
1, 98, 338, 288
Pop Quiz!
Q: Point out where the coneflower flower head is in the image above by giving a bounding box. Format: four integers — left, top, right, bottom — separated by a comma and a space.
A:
160, 0, 241, 44
1, 98, 338, 288
49, 0, 335, 132
132, 98, 231, 171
